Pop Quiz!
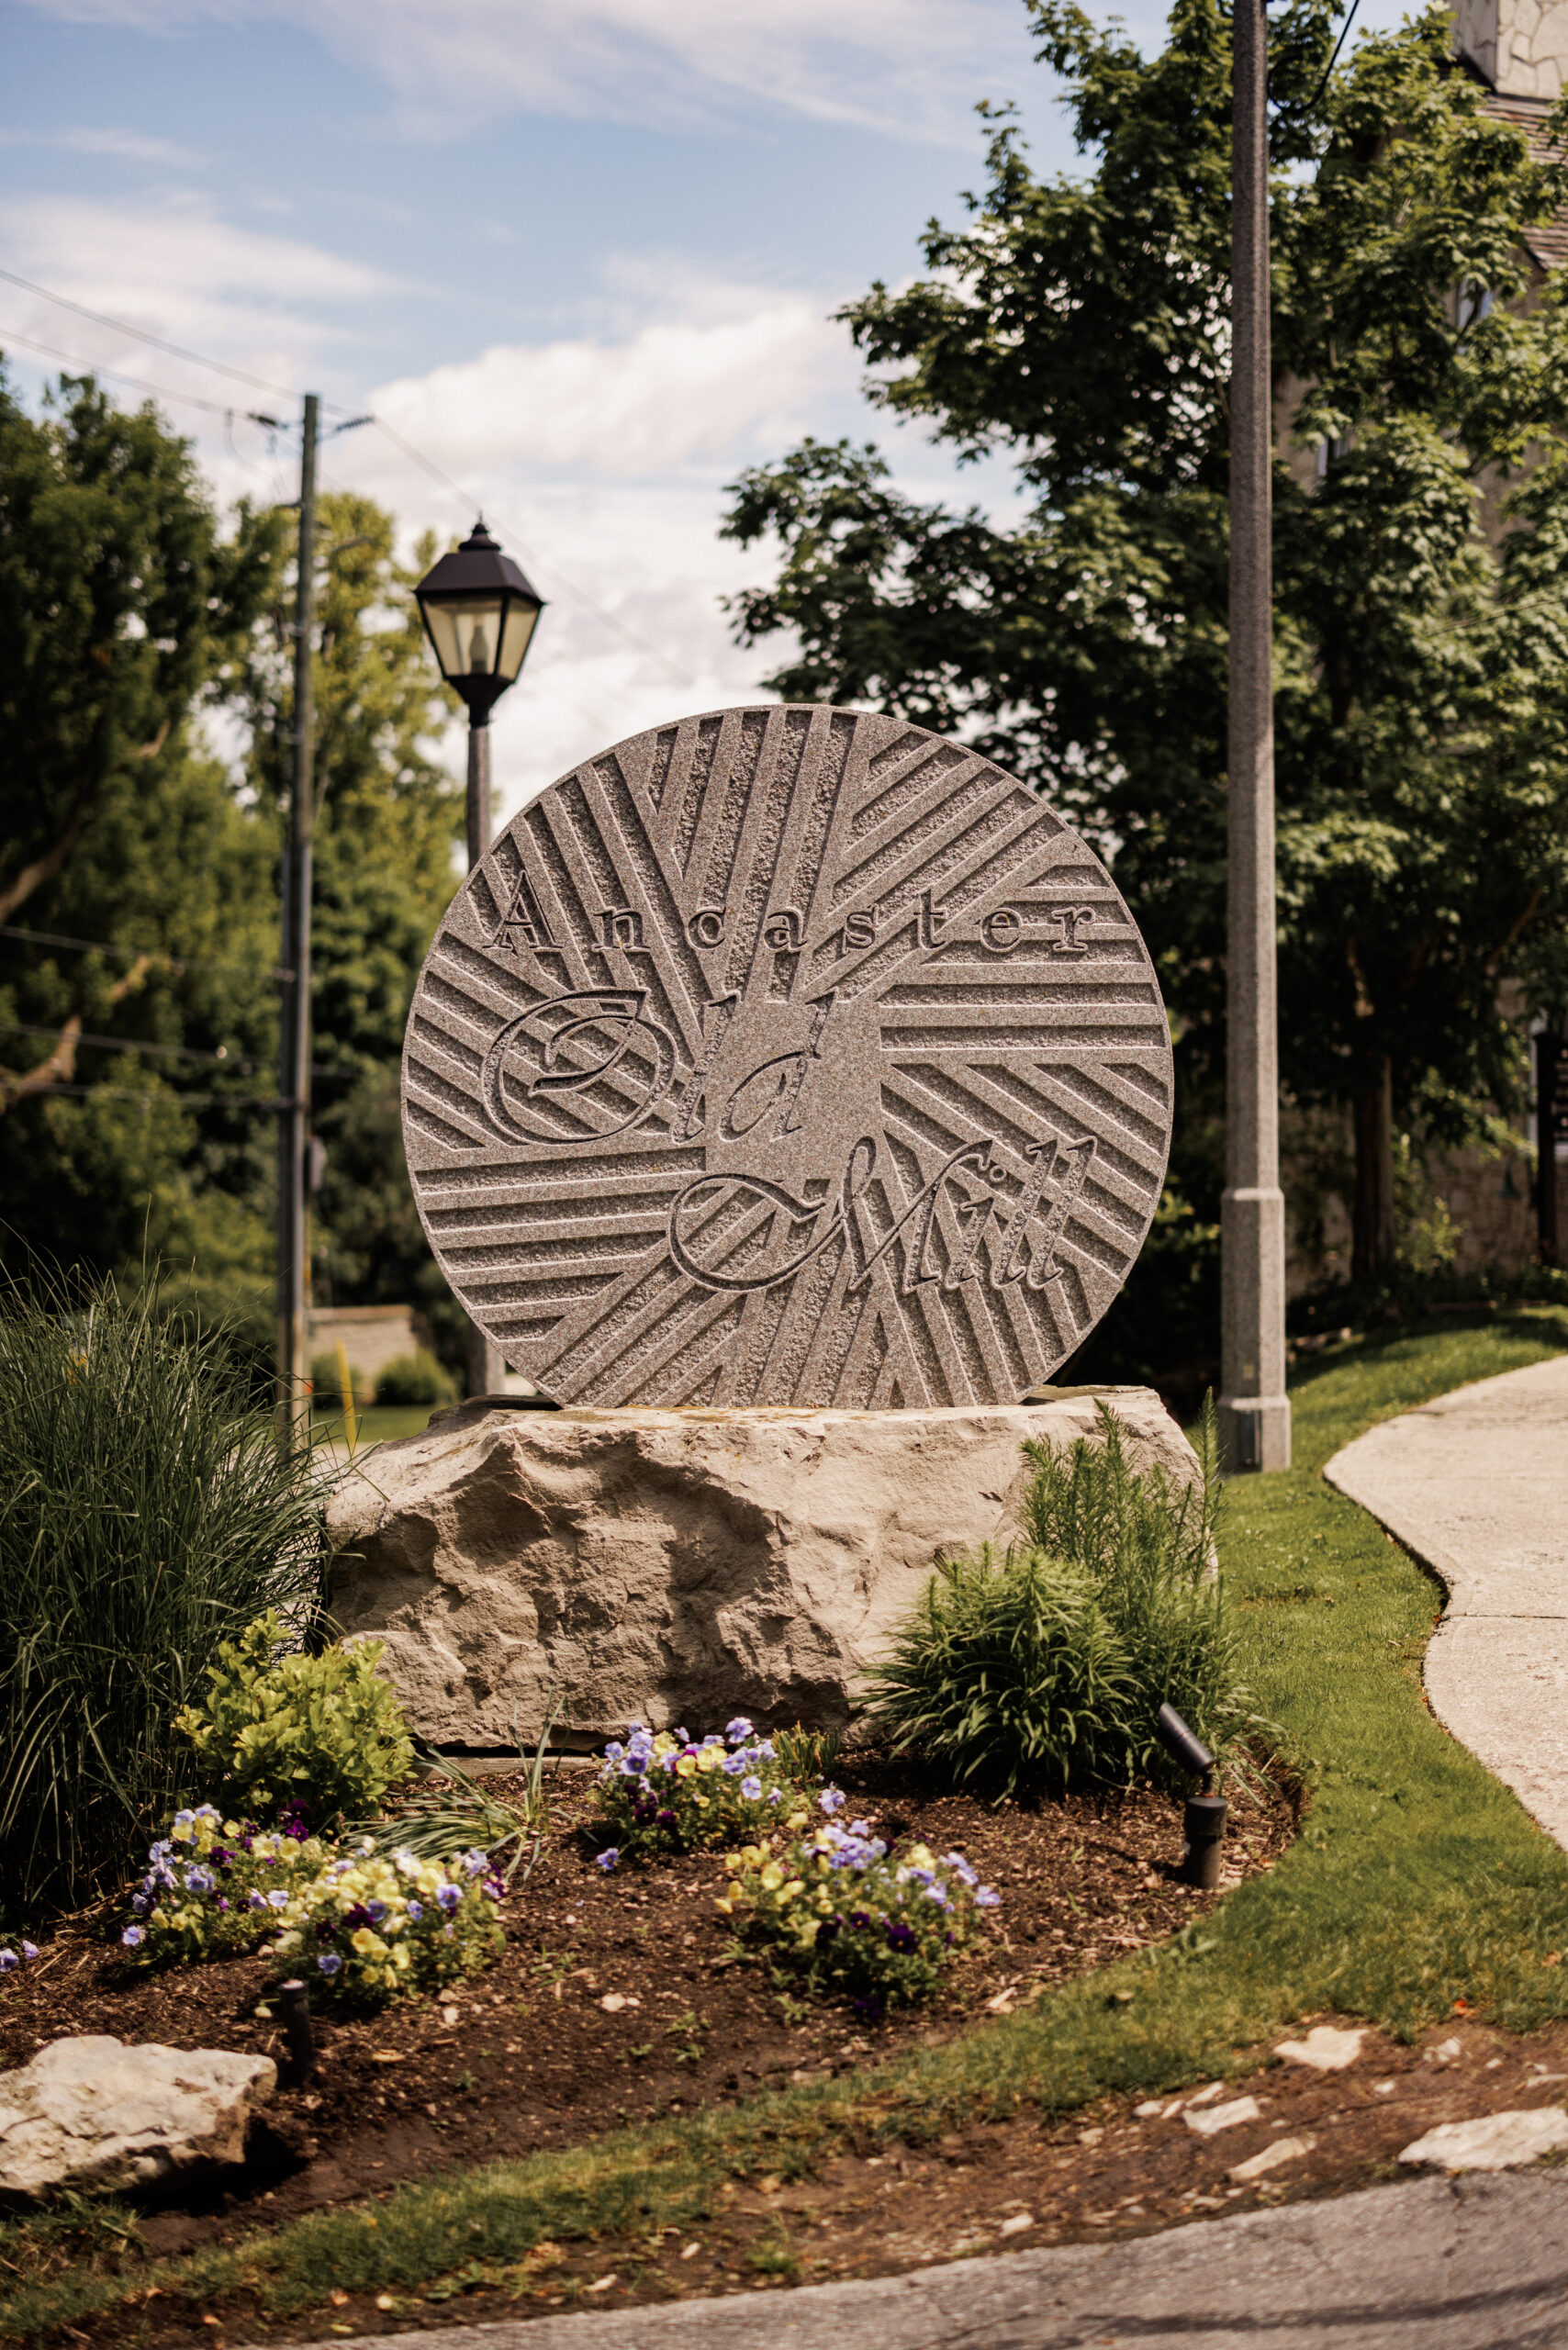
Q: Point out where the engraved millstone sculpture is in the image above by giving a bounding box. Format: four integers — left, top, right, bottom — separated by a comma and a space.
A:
401, 704, 1172, 1409
330, 706, 1186, 1740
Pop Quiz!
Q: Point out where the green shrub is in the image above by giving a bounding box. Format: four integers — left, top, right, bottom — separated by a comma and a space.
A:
867, 1398, 1253, 1796
374, 1349, 456, 1408
0, 1274, 328, 1919
309, 1353, 371, 1409
175, 1611, 416, 1828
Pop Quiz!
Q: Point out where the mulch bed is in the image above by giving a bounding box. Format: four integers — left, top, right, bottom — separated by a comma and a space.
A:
0, 1753, 1314, 2339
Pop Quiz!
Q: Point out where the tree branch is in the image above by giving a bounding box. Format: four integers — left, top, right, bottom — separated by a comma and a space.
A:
0, 955, 155, 1115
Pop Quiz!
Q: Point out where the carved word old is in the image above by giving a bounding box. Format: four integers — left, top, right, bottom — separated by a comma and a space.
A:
402, 706, 1172, 1409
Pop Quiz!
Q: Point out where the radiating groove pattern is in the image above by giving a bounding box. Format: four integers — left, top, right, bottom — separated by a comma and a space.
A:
403, 706, 1172, 1404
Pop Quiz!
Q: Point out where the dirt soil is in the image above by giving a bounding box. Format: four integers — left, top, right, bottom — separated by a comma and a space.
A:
1, 1754, 1321, 2343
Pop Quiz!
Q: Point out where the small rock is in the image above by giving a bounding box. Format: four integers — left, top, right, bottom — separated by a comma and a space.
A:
599, 1994, 640, 2013
1430, 2037, 1464, 2064
1229, 2133, 1316, 2182
1373, 2080, 1395, 2096
1183, 2081, 1226, 2108
1134, 2100, 1165, 2119
1274, 2026, 1365, 2073
0, 2037, 275, 2200
1184, 2096, 1264, 2138
1398, 2109, 1568, 2173
999, 2211, 1034, 2235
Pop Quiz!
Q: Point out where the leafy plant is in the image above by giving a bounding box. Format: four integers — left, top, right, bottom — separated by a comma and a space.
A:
349, 1704, 562, 1889
718, 1807, 1000, 2016
0, 1273, 328, 1919
175, 1612, 415, 1829
594, 1720, 803, 1863
866, 1401, 1252, 1796
121, 1802, 503, 2005
374, 1350, 456, 1409
772, 1724, 843, 1783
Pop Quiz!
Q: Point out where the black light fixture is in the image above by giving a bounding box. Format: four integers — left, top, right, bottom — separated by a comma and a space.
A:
414, 519, 544, 726
1156, 1703, 1227, 1888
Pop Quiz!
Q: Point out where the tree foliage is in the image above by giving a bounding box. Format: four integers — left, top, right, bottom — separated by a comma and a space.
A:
722, 0, 1568, 1288
0, 378, 466, 1360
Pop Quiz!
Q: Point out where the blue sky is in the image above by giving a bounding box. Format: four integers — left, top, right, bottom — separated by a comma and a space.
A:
1, 0, 1413, 814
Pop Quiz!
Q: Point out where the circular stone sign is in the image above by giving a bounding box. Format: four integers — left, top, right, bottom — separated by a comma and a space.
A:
402, 706, 1171, 1409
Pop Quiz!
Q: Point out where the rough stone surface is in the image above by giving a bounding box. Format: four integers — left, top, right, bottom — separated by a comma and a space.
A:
1398, 2108, 1568, 2173
306, 2170, 1568, 2349
0, 2036, 275, 2200
401, 706, 1172, 1409
1324, 1354, 1568, 1850
326, 1388, 1198, 1745
1275, 2025, 1367, 2072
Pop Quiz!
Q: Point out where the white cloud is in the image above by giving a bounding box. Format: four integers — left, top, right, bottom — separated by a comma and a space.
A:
0, 127, 209, 164
20, 0, 1028, 140
371, 296, 849, 480
0, 191, 412, 402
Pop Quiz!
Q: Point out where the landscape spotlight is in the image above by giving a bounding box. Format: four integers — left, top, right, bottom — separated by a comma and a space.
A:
1156, 1703, 1227, 1889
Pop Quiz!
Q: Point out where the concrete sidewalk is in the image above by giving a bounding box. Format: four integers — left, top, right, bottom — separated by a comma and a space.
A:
1324, 1351, 1568, 1850
307, 2170, 1568, 2349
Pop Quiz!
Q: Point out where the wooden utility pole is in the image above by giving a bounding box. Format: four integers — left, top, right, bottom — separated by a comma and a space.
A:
1218, 0, 1292, 1473
277, 392, 319, 1440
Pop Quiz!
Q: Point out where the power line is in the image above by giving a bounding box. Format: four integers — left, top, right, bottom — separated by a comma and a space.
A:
14, 1078, 285, 1111
0, 1017, 267, 1069
8, 263, 698, 693
369, 416, 697, 689
0, 922, 291, 980
0, 264, 330, 407
0, 322, 247, 420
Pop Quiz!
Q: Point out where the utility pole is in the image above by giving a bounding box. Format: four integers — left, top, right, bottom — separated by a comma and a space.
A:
276, 392, 319, 1442
1218, 0, 1291, 1474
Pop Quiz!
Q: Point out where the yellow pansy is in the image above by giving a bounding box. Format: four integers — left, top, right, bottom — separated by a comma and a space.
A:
760, 1861, 785, 1890
675, 1755, 698, 1778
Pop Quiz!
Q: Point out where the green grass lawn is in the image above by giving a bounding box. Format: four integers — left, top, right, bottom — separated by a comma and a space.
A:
7, 1306, 1568, 2338
310, 1402, 441, 1455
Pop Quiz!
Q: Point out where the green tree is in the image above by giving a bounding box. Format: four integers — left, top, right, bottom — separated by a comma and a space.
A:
722, 0, 1568, 1287
0, 370, 286, 1300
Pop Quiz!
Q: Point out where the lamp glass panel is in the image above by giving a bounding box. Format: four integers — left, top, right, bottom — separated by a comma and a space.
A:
497, 599, 541, 682
421, 596, 503, 681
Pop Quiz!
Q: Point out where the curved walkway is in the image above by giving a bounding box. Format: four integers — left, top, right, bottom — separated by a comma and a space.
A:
1324, 1351, 1568, 1851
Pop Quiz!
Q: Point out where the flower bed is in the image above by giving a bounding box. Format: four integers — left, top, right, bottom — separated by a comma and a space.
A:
121, 1805, 503, 2004
715, 1803, 1000, 2014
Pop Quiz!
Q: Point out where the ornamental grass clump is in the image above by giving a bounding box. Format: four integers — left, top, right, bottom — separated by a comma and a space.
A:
0, 1273, 329, 1919
867, 1398, 1253, 1797
594, 1718, 802, 1863
121, 1803, 504, 2005
718, 1795, 1000, 2015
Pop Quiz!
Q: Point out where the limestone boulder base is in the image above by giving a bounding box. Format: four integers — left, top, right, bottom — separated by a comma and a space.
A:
0, 2037, 276, 2201
326, 1389, 1200, 1747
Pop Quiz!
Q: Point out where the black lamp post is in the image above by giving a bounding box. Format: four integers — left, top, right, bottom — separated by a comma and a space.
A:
415, 520, 545, 1394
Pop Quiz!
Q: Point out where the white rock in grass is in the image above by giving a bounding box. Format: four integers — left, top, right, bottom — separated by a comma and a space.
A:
1229, 2133, 1316, 2182
0, 2037, 275, 2200
1184, 2096, 1263, 2137
1398, 2109, 1568, 2173
1274, 2026, 1366, 2072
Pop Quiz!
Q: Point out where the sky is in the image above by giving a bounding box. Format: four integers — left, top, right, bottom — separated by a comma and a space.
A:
1, 0, 1416, 822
